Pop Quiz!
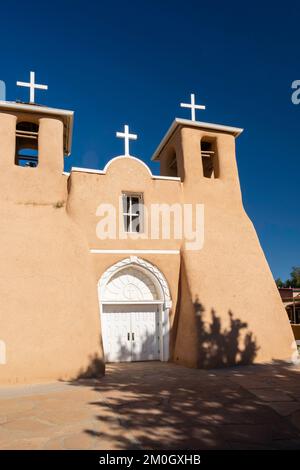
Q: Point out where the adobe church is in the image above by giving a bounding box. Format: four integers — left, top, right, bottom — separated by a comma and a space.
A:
0, 72, 294, 384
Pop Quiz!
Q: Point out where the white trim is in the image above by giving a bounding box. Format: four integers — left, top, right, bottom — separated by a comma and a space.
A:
98, 257, 171, 362
101, 300, 164, 305
152, 117, 244, 161
152, 175, 181, 181
103, 155, 153, 176
71, 157, 181, 182
0, 100, 73, 117
71, 166, 105, 175
90, 249, 180, 255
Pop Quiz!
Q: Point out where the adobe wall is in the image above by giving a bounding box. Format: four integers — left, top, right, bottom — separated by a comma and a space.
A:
0, 113, 104, 384
66, 157, 183, 250
0, 109, 294, 383
66, 157, 183, 357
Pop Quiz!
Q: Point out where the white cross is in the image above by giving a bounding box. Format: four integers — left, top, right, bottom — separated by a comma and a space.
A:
16, 71, 48, 104
180, 93, 206, 121
116, 124, 138, 157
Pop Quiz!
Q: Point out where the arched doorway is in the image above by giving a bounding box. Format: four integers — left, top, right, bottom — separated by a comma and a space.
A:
98, 257, 171, 363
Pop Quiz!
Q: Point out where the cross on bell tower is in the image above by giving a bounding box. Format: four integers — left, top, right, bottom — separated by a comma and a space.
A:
180, 93, 206, 121
16, 71, 48, 104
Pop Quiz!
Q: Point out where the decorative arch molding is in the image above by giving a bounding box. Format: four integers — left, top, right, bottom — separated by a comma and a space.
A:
99, 256, 172, 308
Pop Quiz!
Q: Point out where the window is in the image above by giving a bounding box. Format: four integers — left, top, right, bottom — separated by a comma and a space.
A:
201, 139, 219, 178
122, 193, 143, 233
286, 305, 300, 324
15, 121, 39, 167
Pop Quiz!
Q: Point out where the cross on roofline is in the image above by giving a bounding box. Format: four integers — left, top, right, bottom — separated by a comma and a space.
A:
180, 93, 206, 121
116, 124, 138, 157
16, 71, 48, 104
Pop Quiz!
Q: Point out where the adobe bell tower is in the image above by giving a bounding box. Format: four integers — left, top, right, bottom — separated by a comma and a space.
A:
152, 112, 294, 368
0, 93, 104, 384
0, 101, 73, 201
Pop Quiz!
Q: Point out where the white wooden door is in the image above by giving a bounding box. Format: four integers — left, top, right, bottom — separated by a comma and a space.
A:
131, 306, 159, 361
101, 305, 132, 362
101, 304, 160, 362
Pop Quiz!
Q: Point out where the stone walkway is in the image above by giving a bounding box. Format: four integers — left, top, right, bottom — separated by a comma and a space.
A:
0, 362, 300, 449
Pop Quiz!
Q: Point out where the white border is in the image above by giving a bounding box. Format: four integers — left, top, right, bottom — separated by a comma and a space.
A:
71, 167, 104, 175
103, 155, 152, 175
71, 156, 181, 182
91, 249, 180, 255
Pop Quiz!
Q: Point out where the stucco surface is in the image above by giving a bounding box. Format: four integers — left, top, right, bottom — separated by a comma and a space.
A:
0, 113, 104, 384
158, 127, 294, 367
0, 108, 294, 384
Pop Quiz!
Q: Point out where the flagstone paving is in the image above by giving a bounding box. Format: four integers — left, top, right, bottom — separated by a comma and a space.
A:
0, 362, 300, 449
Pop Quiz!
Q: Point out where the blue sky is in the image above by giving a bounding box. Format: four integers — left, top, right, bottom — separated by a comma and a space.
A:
0, 0, 299, 281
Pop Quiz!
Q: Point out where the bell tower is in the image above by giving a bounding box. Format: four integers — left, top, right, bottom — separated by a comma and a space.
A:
152, 116, 294, 368
0, 101, 73, 202
0, 86, 104, 384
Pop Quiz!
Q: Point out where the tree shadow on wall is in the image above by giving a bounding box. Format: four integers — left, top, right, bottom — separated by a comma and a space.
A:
74, 354, 105, 380
193, 296, 259, 369
72, 298, 259, 381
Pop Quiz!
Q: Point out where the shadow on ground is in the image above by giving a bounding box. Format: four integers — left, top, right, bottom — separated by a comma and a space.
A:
68, 360, 300, 450
65, 300, 300, 450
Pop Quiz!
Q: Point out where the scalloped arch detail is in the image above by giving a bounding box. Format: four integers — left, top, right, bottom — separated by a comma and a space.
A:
98, 256, 171, 306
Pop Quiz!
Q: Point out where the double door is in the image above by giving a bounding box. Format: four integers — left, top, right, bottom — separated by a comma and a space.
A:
101, 304, 160, 362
